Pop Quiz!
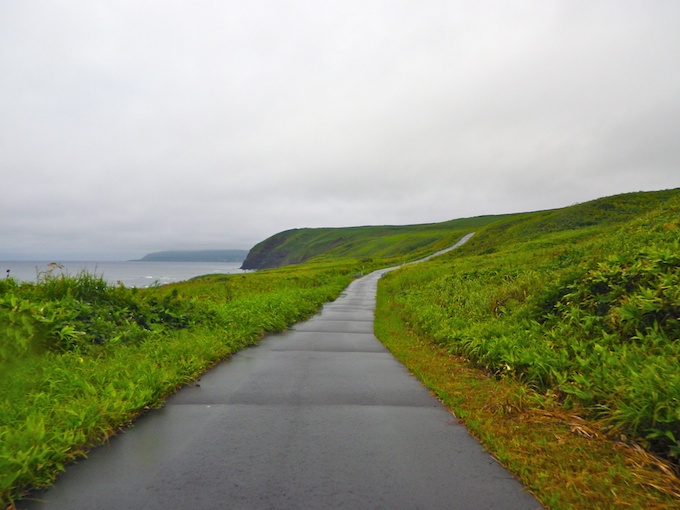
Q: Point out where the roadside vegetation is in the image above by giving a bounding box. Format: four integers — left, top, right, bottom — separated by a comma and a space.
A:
2, 188, 679, 508
0, 263, 357, 506
377, 189, 680, 508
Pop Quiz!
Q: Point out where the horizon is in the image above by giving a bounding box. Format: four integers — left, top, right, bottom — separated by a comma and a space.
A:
3, 186, 676, 262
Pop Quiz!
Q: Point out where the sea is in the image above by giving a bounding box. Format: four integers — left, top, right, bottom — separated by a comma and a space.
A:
1, 260, 247, 288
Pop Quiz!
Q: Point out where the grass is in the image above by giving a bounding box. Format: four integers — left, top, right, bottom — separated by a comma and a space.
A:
374, 188, 680, 508
380, 192, 680, 461
375, 285, 680, 509
1, 263, 356, 507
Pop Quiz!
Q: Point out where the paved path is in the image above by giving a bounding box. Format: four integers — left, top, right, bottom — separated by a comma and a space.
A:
23, 238, 542, 509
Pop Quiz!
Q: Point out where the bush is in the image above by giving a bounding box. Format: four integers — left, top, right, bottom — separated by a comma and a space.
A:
382, 191, 680, 464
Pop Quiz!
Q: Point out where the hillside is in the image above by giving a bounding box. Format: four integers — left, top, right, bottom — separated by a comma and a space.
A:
241, 188, 680, 270
240, 216, 503, 269
378, 188, 680, 482
138, 249, 248, 262
458, 187, 680, 256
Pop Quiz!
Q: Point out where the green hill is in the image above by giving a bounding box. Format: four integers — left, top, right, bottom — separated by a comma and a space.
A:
378, 187, 680, 474
241, 188, 679, 270
241, 216, 504, 269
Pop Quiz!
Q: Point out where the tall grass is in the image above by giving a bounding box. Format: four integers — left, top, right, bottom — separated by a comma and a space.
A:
1, 263, 355, 506
381, 192, 680, 465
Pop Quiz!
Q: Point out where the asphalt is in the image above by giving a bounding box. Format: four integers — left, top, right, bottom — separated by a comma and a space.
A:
21, 238, 543, 509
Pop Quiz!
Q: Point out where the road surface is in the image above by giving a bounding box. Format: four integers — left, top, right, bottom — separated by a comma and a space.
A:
22, 237, 542, 509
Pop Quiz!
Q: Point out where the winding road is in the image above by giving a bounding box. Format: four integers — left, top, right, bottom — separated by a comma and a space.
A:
23, 234, 542, 509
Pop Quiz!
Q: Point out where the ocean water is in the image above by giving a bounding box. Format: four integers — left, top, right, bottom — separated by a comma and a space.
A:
1, 260, 246, 288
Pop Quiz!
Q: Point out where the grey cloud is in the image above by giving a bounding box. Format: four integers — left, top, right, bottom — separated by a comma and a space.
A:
2, 1, 680, 259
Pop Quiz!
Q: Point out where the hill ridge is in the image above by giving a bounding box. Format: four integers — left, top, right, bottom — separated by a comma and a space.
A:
241, 188, 679, 270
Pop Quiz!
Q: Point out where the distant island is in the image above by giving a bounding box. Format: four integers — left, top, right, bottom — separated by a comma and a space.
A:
136, 249, 249, 262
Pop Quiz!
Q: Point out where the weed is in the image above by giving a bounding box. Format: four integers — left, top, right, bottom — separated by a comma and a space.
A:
1, 263, 354, 506
381, 190, 680, 471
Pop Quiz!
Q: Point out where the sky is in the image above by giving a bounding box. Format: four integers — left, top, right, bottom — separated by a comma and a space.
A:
2, 1, 680, 260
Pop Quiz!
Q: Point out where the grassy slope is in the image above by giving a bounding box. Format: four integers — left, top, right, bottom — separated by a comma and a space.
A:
243, 188, 679, 270
375, 188, 680, 508
375, 290, 680, 509
2, 264, 356, 506
240, 215, 503, 269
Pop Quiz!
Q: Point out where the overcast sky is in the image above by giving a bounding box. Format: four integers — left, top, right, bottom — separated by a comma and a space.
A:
2, 1, 679, 260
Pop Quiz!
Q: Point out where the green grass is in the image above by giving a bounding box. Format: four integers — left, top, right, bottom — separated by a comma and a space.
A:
377, 189, 680, 499
0, 263, 356, 506
375, 287, 680, 508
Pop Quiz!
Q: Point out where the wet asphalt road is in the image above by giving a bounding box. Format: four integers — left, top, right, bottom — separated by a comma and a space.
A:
22, 242, 542, 509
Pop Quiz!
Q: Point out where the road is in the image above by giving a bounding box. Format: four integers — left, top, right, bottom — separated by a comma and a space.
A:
22, 237, 542, 509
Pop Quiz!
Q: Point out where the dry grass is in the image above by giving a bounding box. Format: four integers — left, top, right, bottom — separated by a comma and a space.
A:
374, 290, 680, 510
